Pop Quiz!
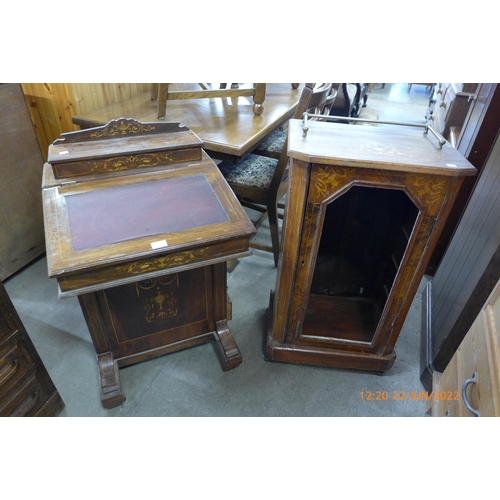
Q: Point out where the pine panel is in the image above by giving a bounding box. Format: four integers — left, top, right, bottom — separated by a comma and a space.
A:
21, 83, 151, 159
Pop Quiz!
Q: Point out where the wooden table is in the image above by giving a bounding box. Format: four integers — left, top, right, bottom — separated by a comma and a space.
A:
42, 119, 256, 408
72, 83, 302, 162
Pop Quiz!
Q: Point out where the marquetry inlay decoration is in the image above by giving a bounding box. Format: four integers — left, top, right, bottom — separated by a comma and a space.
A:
96, 153, 175, 171
125, 249, 209, 275
312, 166, 448, 214
313, 167, 351, 202
136, 275, 180, 322
405, 174, 447, 212
89, 118, 157, 138
54, 151, 187, 177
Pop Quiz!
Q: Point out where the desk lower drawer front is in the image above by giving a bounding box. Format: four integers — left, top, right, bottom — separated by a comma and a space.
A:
0, 372, 55, 417
0, 333, 61, 417
0, 297, 17, 343
0, 333, 35, 399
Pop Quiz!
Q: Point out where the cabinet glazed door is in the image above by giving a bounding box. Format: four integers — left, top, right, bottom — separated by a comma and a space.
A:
286, 163, 442, 355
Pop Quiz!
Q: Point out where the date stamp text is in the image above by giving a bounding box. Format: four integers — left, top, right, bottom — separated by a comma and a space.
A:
360, 391, 460, 401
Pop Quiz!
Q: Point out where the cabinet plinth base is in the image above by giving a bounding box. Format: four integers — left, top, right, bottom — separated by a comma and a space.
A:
267, 289, 396, 373
265, 338, 396, 373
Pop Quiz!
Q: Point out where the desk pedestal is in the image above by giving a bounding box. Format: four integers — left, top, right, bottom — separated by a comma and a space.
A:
42, 120, 255, 408
78, 263, 239, 408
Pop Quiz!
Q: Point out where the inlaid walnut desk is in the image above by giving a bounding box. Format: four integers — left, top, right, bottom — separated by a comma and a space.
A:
72, 83, 302, 162
42, 119, 255, 408
267, 119, 476, 373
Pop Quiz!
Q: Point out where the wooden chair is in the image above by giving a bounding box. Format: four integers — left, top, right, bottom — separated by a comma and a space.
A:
254, 84, 337, 159
321, 85, 340, 116
217, 83, 332, 265
150, 83, 266, 119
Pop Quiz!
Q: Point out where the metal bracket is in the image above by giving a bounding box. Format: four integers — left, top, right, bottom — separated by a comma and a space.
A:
301, 113, 447, 150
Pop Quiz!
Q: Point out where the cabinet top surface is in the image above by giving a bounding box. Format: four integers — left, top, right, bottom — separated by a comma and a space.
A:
288, 120, 476, 176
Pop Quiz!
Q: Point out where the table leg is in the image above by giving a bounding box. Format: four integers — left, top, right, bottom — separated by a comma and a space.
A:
253, 83, 266, 115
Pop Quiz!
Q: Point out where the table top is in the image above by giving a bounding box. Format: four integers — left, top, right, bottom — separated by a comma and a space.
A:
73, 83, 302, 160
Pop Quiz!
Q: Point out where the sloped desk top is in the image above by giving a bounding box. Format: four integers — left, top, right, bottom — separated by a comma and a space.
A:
43, 153, 255, 298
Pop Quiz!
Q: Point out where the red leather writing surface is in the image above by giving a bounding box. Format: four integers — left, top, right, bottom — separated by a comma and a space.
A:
66, 174, 229, 251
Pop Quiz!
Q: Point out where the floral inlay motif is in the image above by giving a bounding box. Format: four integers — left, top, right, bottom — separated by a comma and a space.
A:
90, 119, 157, 138
407, 175, 446, 211
125, 250, 204, 275
313, 167, 351, 201
136, 275, 180, 322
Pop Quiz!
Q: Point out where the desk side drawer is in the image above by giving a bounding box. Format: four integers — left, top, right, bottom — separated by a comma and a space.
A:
0, 333, 36, 399
0, 372, 54, 417
0, 297, 18, 343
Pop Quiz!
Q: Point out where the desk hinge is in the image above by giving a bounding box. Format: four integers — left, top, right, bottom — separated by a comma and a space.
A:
60, 180, 79, 187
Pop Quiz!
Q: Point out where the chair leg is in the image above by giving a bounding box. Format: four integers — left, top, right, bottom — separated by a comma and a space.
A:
151, 83, 159, 100
253, 83, 266, 116
267, 200, 281, 267
157, 83, 169, 119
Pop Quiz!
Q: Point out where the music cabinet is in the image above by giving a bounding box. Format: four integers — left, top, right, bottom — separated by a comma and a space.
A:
42, 119, 255, 408
267, 119, 476, 372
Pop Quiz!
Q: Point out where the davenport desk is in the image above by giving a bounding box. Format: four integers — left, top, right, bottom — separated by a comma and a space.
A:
42, 119, 255, 408
267, 119, 476, 373
72, 83, 302, 163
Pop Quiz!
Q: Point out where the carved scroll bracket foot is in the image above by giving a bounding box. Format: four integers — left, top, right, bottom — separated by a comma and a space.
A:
213, 320, 242, 371
98, 352, 124, 408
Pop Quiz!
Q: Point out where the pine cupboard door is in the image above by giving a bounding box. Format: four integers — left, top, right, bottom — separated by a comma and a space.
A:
431, 277, 500, 417
429, 359, 460, 417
